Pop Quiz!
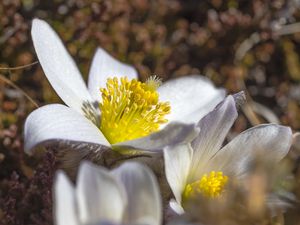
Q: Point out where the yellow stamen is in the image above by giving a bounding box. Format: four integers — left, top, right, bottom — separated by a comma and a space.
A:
183, 171, 228, 200
99, 76, 170, 144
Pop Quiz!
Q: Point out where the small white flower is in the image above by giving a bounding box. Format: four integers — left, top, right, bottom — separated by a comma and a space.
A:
54, 161, 162, 225
24, 18, 225, 155
164, 95, 293, 214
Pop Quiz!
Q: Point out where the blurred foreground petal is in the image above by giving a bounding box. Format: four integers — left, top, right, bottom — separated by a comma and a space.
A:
54, 161, 161, 225
113, 162, 162, 225
77, 162, 126, 224
54, 172, 79, 225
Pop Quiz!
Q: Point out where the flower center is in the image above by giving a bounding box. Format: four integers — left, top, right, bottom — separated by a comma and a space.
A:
183, 171, 228, 200
99, 76, 170, 144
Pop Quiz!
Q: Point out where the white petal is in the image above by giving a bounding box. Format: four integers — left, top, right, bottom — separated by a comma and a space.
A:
232, 91, 246, 108
113, 122, 199, 152
158, 75, 225, 124
76, 161, 126, 224
112, 162, 162, 225
267, 193, 294, 214
169, 199, 185, 215
189, 96, 237, 180
54, 171, 79, 225
210, 124, 293, 177
88, 48, 138, 102
24, 104, 110, 154
164, 143, 193, 205
31, 19, 93, 113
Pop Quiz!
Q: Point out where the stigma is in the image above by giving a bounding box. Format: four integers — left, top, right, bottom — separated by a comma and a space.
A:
183, 171, 228, 200
99, 76, 170, 144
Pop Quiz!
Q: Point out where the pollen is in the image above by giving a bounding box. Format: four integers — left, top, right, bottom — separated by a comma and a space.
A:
99, 76, 170, 144
183, 171, 228, 200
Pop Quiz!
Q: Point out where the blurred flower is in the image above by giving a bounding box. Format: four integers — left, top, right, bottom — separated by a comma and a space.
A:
164, 95, 293, 214
24, 18, 225, 155
54, 161, 161, 225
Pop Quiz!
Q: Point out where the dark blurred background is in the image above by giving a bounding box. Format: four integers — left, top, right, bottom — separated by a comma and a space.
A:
1, 0, 300, 224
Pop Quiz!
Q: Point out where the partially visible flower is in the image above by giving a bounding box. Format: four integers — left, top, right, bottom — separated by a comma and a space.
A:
164, 95, 293, 214
54, 161, 161, 225
24, 18, 225, 156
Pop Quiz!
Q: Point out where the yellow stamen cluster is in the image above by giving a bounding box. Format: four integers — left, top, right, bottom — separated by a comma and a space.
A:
183, 171, 228, 200
99, 77, 170, 144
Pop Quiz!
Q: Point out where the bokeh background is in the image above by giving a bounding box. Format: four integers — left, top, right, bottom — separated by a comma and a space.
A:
1, 0, 300, 224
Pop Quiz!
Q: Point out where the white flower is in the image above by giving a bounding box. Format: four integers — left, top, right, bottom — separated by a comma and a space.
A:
164, 95, 293, 214
54, 161, 161, 225
24, 18, 225, 155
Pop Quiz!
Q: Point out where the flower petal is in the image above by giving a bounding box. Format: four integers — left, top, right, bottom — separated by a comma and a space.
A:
169, 199, 185, 215
210, 124, 293, 177
31, 19, 93, 113
24, 104, 110, 155
54, 171, 79, 225
112, 162, 162, 225
88, 48, 138, 102
164, 143, 193, 206
189, 96, 238, 180
267, 193, 294, 214
113, 122, 199, 152
76, 161, 126, 224
157, 75, 225, 124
